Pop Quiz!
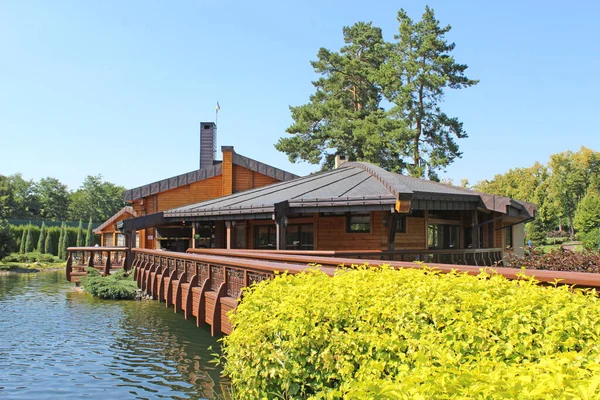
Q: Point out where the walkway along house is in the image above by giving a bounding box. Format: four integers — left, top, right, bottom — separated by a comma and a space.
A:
120, 154, 535, 264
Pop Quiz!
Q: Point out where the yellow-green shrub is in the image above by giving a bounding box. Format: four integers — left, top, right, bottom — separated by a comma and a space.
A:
221, 266, 600, 399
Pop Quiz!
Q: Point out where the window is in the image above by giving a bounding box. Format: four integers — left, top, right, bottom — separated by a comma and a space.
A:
428, 224, 459, 249
347, 215, 371, 233
116, 233, 125, 246
395, 216, 406, 233
506, 226, 513, 249
254, 225, 276, 249
286, 224, 314, 250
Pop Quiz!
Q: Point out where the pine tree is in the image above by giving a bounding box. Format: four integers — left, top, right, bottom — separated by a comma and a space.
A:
37, 222, 46, 253
25, 224, 33, 253
19, 229, 26, 254
76, 220, 84, 247
44, 231, 53, 255
58, 222, 65, 260
85, 217, 93, 246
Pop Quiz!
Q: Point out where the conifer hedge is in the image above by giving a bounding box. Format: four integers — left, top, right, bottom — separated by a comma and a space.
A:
222, 266, 600, 399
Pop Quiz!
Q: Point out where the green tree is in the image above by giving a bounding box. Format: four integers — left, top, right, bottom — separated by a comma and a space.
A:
44, 232, 53, 255
60, 223, 69, 259
276, 21, 398, 170
85, 217, 93, 246
37, 222, 47, 253
58, 222, 65, 260
0, 175, 16, 219
19, 228, 26, 254
381, 6, 478, 178
69, 175, 125, 222
0, 219, 13, 259
276, 7, 477, 178
24, 224, 34, 253
6, 174, 39, 219
35, 177, 71, 221
574, 190, 600, 236
76, 220, 84, 247
547, 151, 587, 237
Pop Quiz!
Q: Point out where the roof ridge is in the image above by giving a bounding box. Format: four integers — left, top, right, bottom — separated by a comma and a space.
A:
340, 161, 413, 199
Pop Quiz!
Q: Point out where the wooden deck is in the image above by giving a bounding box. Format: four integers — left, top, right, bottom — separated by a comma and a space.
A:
67, 247, 600, 337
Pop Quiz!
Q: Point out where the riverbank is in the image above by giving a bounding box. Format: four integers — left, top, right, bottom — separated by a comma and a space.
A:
0, 261, 65, 274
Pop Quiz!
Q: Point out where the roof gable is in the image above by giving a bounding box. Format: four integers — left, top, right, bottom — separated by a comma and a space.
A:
123, 150, 299, 202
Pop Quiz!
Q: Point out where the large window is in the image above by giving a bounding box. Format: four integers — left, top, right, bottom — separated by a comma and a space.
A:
254, 225, 276, 249
286, 224, 314, 250
347, 215, 371, 233
505, 226, 513, 249
428, 224, 459, 249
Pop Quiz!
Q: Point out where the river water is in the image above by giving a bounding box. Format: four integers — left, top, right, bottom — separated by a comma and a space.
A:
0, 271, 224, 399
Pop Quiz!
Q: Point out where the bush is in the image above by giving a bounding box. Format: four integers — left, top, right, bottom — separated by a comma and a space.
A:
221, 266, 600, 399
1, 251, 59, 264
80, 268, 137, 300
505, 247, 600, 273
580, 228, 600, 251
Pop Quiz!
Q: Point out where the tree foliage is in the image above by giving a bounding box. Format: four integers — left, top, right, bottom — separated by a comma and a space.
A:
0, 219, 13, 259
37, 222, 46, 253
35, 177, 71, 221
475, 147, 600, 238
69, 175, 125, 223
276, 7, 477, 178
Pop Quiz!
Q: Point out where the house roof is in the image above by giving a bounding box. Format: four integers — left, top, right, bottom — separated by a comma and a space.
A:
93, 206, 137, 233
163, 161, 536, 221
122, 148, 299, 202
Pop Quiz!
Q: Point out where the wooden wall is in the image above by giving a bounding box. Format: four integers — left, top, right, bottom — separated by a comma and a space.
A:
128, 148, 286, 249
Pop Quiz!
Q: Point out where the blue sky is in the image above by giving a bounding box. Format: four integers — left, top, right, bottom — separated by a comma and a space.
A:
1, 1, 598, 190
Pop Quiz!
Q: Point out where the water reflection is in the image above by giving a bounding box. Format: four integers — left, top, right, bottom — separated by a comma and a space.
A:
0, 271, 223, 399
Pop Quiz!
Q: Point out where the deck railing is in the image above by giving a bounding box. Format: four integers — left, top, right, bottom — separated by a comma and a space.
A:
226, 248, 504, 267
67, 247, 600, 337
65, 246, 130, 282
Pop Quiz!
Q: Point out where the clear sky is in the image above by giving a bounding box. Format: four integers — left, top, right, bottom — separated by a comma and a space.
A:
1, 0, 598, 191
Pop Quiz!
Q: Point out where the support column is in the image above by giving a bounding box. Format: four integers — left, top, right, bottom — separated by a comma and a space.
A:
472, 210, 479, 249
276, 217, 287, 250
191, 224, 196, 249
225, 221, 232, 249
387, 212, 398, 251
274, 201, 290, 251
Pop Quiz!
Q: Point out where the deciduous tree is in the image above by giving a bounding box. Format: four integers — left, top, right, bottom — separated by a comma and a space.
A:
69, 175, 125, 222
35, 177, 71, 221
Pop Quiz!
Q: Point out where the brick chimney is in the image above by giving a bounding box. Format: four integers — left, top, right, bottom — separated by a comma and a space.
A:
200, 122, 217, 169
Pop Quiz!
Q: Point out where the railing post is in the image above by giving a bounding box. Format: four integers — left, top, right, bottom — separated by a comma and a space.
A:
104, 251, 111, 276
66, 251, 72, 282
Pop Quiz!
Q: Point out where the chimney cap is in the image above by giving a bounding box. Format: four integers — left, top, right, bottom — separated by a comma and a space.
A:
334, 154, 348, 169
221, 145, 234, 152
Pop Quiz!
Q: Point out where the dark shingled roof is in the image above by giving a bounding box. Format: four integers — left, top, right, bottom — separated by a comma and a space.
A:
123, 150, 299, 202
163, 161, 536, 220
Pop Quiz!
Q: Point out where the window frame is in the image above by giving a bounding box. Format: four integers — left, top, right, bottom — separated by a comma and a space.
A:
347, 214, 371, 234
